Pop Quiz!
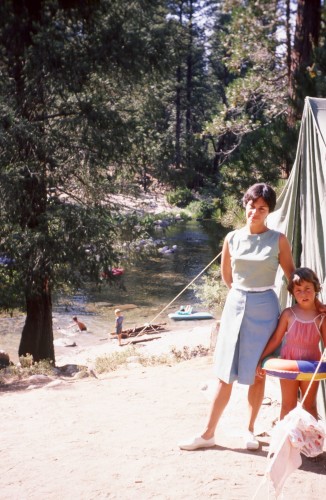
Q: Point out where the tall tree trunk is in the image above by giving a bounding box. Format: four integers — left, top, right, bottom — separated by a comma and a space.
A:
291, 0, 320, 72
285, 0, 292, 86
175, 64, 182, 169
10, 1, 55, 362
185, 0, 193, 166
17, 166, 55, 363
19, 276, 54, 363
289, 0, 321, 120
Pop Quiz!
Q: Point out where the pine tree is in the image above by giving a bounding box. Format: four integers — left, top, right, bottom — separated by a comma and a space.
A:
0, 0, 170, 361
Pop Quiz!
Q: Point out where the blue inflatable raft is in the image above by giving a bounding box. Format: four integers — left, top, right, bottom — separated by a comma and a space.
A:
168, 310, 214, 321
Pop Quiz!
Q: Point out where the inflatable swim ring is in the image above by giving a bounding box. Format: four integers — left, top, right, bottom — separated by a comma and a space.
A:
262, 358, 326, 381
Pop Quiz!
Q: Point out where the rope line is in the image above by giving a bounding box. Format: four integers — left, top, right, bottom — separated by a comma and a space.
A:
125, 250, 222, 345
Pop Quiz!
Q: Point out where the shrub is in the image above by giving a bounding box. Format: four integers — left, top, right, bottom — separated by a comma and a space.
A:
166, 188, 194, 207
216, 195, 245, 228
192, 266, 228, 310
182, 198, 222, 220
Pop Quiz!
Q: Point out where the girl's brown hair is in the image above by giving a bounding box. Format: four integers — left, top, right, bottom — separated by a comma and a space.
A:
287, 267, 321, 295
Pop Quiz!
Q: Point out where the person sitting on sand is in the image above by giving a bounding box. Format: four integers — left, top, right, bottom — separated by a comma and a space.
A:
178, 305, 193, 315
68, 316, 87, 332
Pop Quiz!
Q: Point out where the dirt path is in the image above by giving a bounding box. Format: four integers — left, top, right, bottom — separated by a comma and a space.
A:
1, 356, 325, 500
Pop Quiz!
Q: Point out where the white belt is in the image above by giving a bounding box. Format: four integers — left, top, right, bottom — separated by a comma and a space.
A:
232, 285, 275, 292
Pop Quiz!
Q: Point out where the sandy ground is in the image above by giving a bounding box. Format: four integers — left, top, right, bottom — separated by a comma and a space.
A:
1, 323, 326, 500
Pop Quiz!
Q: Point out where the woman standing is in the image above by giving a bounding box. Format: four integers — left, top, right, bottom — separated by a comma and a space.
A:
178, 183, 295, 451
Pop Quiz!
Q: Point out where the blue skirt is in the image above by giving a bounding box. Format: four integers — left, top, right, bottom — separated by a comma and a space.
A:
213, 288, 280, 385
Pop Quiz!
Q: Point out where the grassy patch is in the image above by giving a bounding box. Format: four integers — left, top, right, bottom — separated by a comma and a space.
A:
0, 354, 56, 384
94, 344, 211, 374
94, 346, 173, 373
1, 344, 212, 386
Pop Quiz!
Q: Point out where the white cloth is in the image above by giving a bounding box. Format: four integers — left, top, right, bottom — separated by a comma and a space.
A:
265, 406, 326, 497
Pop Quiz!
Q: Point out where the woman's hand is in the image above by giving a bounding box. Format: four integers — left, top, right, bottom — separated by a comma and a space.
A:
315, 297, 326, 313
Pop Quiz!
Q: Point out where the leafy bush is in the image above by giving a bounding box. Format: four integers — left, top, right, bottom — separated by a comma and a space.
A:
197, 198, 222, 219
192, 266, 228, 310
182, 198, 222, 220
216, 195, 245, 228
166, 188, 194, 207
182, 200, 202, 218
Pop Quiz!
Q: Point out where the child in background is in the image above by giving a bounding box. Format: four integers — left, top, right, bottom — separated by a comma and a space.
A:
68, 316, 87, 332
258, 268, 326, 420
115, 309, 124, 346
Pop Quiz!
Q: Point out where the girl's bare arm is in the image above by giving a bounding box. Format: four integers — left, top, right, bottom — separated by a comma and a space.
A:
320, 315, 326, 349
259, 309, 290, 363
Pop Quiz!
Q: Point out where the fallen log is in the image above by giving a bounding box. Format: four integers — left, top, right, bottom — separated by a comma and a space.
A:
128, 335, 162, 344
109, 323, 167, 338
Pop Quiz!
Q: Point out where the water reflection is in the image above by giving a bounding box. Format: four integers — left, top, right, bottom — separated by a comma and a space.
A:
87, 219, 226, 313
0, 220, 226, 362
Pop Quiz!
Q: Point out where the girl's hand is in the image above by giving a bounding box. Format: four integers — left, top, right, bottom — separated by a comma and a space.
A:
256, 362, 265, 378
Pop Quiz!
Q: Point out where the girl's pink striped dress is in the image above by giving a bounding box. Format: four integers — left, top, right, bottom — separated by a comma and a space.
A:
280, 309, 325, 360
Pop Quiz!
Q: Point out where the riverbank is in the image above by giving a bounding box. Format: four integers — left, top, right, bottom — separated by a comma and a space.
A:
0, 307, 218, 366
54, 318, 217, 367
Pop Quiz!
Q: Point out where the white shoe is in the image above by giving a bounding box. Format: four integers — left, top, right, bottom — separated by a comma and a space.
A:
178, 435, 215, 451
244, 431, 259, 450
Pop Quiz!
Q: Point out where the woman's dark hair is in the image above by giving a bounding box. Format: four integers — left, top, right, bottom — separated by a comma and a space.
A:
287, 267, 321, 294
242, 183, 277, 212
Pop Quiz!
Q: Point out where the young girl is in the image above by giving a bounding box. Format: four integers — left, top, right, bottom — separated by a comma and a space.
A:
258, 268, 326, 420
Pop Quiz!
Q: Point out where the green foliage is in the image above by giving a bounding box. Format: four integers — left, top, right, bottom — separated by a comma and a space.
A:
166, 188, 194, 207
0, 267, 24, 313
203, 0, 295, 192
183, 198, 222, 220
0, 1, 176, 294
199, 198, 222, 219
192, 266, 228, 310
216, 194, 245, 228
0, 0, 186, 359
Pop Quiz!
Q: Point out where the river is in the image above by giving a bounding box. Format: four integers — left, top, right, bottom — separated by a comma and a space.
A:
0, 220, 226, 363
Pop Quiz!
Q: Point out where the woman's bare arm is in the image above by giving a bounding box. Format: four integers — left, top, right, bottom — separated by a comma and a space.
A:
278, 233, 295, 279
221, 237, 232, 289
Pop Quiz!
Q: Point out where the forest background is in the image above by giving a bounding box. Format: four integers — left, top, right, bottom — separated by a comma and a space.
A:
0, 0, 324, 363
